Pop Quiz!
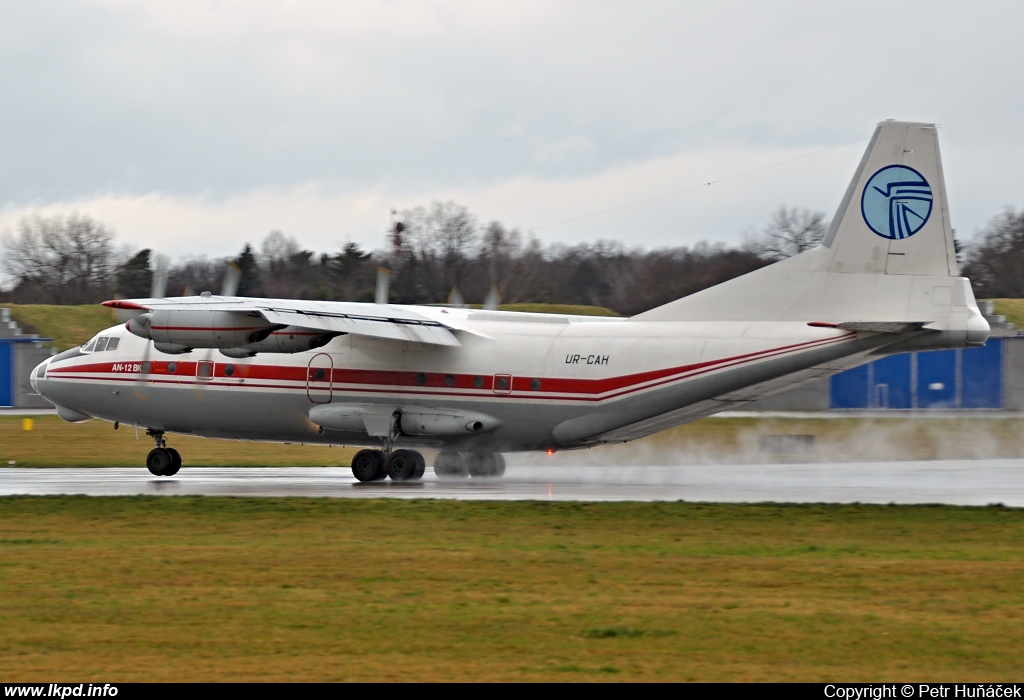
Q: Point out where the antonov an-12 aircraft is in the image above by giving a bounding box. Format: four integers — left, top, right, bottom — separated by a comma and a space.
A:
31, 121, 989, 480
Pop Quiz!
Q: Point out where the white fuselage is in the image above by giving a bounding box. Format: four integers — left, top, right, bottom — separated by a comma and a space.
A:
33, 307, 879, 453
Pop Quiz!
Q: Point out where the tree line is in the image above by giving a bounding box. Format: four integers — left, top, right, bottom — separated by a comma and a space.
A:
1, 202, 1020, 314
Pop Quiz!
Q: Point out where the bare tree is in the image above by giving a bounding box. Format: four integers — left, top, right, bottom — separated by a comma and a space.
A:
396, 201, 479, 302
746, 206, 828, 261
961, 209, 1024, 298
0, 213, 119, 304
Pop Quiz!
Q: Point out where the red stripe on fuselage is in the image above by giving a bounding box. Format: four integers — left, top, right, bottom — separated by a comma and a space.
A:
45, 333, 855, 402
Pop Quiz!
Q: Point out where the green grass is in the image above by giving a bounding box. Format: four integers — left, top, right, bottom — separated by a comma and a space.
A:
6, 304, 119, 351
1, 303, 622, 355
991, 299, 1024, 329
0, 415, 357, 467
7, 414, 1024, 468
0, 497, 1021, 681
493, 303, 620, 317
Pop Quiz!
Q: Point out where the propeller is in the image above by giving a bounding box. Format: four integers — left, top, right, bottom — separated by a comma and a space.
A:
112, 252, 169, 324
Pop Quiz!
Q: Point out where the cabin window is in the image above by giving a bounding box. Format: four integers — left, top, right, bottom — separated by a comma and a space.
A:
196, 361, 214, 379
223, 364, 235, 377
473, 375, 484, 389
444, 374, 456, 387
81, 338, 96, 352
414, 373, 427, 386
530, 378, 542, 391
105, 337, 119, 351
94, 337, 109, 352
167, 362, 177, 373
493, 374, 511, 394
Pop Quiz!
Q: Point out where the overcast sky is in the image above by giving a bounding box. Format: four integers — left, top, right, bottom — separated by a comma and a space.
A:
0, 0, 1021, 264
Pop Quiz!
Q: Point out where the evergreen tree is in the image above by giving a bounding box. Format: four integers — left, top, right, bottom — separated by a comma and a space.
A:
116, 249, 153, 297
234, 244, 262, 297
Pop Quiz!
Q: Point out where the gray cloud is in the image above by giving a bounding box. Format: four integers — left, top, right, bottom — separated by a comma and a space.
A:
0, 1, 1021, 257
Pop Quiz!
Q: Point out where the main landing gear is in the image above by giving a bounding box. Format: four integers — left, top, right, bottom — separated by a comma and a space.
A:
350, 448, 426, 482
433, 451, 506, 479
145, 429, 181, 477
349, 449, 506, 482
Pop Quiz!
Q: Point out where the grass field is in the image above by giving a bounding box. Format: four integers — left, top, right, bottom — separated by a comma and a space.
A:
992, 299, 1024, 330
0, 497, 1021, 682
1, 415, 357, 467
5, 413, 1024, 468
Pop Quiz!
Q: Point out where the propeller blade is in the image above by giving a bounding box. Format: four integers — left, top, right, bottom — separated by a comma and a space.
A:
447, 286, 466, 308
221, 261, 242, 297
483, 284, 502, 311
150, 253, 169, 298
375, 267, 391, 304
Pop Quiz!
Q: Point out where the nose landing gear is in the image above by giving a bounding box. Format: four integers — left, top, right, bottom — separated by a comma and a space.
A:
145, 429, 181, 477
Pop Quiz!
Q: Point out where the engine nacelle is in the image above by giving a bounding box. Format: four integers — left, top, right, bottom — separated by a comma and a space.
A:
126, 309, 276, 347
220, 326, 338, 358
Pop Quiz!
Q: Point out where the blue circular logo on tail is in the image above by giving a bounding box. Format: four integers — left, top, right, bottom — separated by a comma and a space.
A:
861, 165, 933, 240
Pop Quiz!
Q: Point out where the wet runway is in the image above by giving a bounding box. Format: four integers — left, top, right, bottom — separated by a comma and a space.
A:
2, 460, 1023, 506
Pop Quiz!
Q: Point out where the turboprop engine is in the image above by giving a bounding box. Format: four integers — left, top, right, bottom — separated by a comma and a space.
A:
126, 309, 336, 356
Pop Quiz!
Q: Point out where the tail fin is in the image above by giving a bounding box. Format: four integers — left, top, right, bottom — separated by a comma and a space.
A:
636, 120, 977, 329
822, 120, 958, 277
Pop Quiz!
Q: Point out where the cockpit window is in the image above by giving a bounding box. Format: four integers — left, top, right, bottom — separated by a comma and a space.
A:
81, 335, 120, 353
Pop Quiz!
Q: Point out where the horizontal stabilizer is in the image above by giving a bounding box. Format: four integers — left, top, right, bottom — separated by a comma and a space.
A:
809, 321, 930, 333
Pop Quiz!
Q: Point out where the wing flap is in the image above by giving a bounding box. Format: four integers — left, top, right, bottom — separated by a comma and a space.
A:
256, 307, 461, 347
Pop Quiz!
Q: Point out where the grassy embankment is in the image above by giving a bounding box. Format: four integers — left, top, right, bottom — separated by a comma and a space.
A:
6, 414, 1024, 467
4, 302, 620, 353
992, 299, 1024, 329
0, 497, 1021, 682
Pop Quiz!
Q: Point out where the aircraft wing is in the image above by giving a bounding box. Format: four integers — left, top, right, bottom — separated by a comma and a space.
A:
104, 296, 481, 347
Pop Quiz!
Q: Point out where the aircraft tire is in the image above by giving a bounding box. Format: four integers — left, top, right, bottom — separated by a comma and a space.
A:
386, 449, 418, 481
411, 451, 426, 480
351, 449, 383, 482
467, 453, 500, 478
433, 451, 468, 479
493, 453, 506, 477
165, 448, 182, 476
146, 447, 174, 476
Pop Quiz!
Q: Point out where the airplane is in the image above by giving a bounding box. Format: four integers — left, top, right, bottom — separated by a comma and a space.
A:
30, 120, 990, 480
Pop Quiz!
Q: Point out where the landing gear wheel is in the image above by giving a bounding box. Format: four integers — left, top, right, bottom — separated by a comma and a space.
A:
386, 449, 419, 481
146, 447, 174, 476
351, 449, 384, 482
412, 451, 426, 480
468, 453, 505, 478
433, 451, 468, 479
165, 448, 182, 476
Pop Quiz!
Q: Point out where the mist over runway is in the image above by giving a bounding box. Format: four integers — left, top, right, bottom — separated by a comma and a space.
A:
2, 460, 1023, 507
